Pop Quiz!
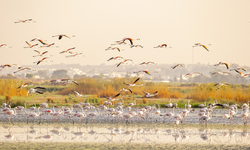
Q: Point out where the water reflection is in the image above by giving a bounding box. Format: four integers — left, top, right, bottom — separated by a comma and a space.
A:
0, 124, 249, 144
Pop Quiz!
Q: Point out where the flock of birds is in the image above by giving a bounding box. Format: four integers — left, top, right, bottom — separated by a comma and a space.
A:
1, 19, 250, 127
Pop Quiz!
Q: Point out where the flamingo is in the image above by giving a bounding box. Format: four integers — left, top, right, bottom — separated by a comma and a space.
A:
171, 64, 185, 69
105, 47, 123, 52
199, 101, 207, 108
27, 87, 46, 97
27, 107, 40, 123
59, 47, 76, 54
116, 59, 133, 67
24, 41, 38, 48
107, 56, 123, 61
5, 106, 17, 124
214, 82, 230, 90
183, 72, 203, 79
65, 52, 84, 58
199, 114, 212, 124
51, 105, 63, 122
31, 38, 47, 45
15, 101, 27, 116
40, 43, 55, 48
139, 61, 155, 65
134, 70, 150, 75
123, 78, 142, 87
211, 71, 230, 76
15, 19, 34, 23
33, 50, 49, 57
120, 88, 132, 93
0, 44, 7, 47
34, 57, 52, 65
234, 70, 250, 78
0, 64, 16, 71
164, 107, 175, 123
222, 109, 230, 125
142, 91, 158, 98
14, 67, 33, 74
154, 44, 168, 48
230, 66, 247, 72
122, 37, 137, 45
214, 62, 229, 69
193, 43, 209, 51
52, 34, 72, 40
130, 44, 143, 48
72, 90, 85, 97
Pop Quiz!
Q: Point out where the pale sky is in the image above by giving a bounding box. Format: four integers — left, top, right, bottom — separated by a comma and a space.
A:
0, 0, 250, 67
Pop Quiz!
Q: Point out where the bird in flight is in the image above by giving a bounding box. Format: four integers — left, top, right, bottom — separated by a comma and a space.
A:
33, 50, 49, 57
52, 34, 73, 40
183, 72, 203, 79
34, 57, 52, 65
130, 45, 144, 48
59, 47, 76, 54
116, 59, 133, 67
14, 67, 33, 74
15, 19, 34, 23
72, 90, 85, 97
134, 70, 151, 75
24, 41, 38, 48
0, 64, 16, 72
105, 93, 121, 101
230, 66, 247, 72
171, 64, 185, 69
40, 43, 55, 48
142, 91, 158, 97
105, 47, 123, 52
107, 56, 123, 61
234, 70, 250, 78
17, 83, 29, 91
193, 43, 210, 51
31, 38, 47, 45
124, 78, 142, 87
154, 44, 168, 48
65, 52, 83, 58
214, 82, 230, 90
27, 87, 46, 97
214, 62, 229, 69
211, 71, 230, 76
120, 88, 132, 93
139, 62, 155, 65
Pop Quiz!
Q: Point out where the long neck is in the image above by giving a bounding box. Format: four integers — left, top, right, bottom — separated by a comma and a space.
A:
173, 107, 175, 113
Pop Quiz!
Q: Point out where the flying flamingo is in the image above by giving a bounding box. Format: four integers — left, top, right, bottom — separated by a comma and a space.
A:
105, 47, 123, 52
116, 59, 133, 67
33, 50, 49, 57
211, 71, 230, 76
123, 78, 142, 87
24, 41, 38, 48
65, 52, 84, 58
59, 47, 76, 54
214, 62, 229, 69
130, 44, 143, 48
193, 43, 210, 51
139, 61, 155, 65
134, 70, 151, 75
107, 56, 123, 61
15, 19, 34, 23
234, 70, 250, 78
183, 72, 203, 79
52, 34, 73, 40
171, 64, 185, 69
31, 38, 47, 45
230, 66, 247, 72
34, 57, 52, 65
0, 64, 16, 71
27, 87, 46, 97
14, 67, 33, 74
214, 82, 230, 90
120, 88, 132, 93
142, 91, 158, 98
154, 44, 168, 48
72, 90, 85, 97
40, 43, 55, 48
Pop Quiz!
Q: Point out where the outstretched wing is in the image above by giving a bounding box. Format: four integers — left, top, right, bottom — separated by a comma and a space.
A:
142, 91, 149, 95
35, 91, 44, 94
133, 78, 140, 84
72, 81, 78, 85
113, 93, 120, 98
34, 87, 46, 90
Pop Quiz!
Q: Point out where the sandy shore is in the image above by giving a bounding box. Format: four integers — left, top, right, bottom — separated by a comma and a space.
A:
1, 142, 250, 150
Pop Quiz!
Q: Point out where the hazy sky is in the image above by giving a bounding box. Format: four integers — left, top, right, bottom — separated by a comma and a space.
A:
1, 0, 250, 68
